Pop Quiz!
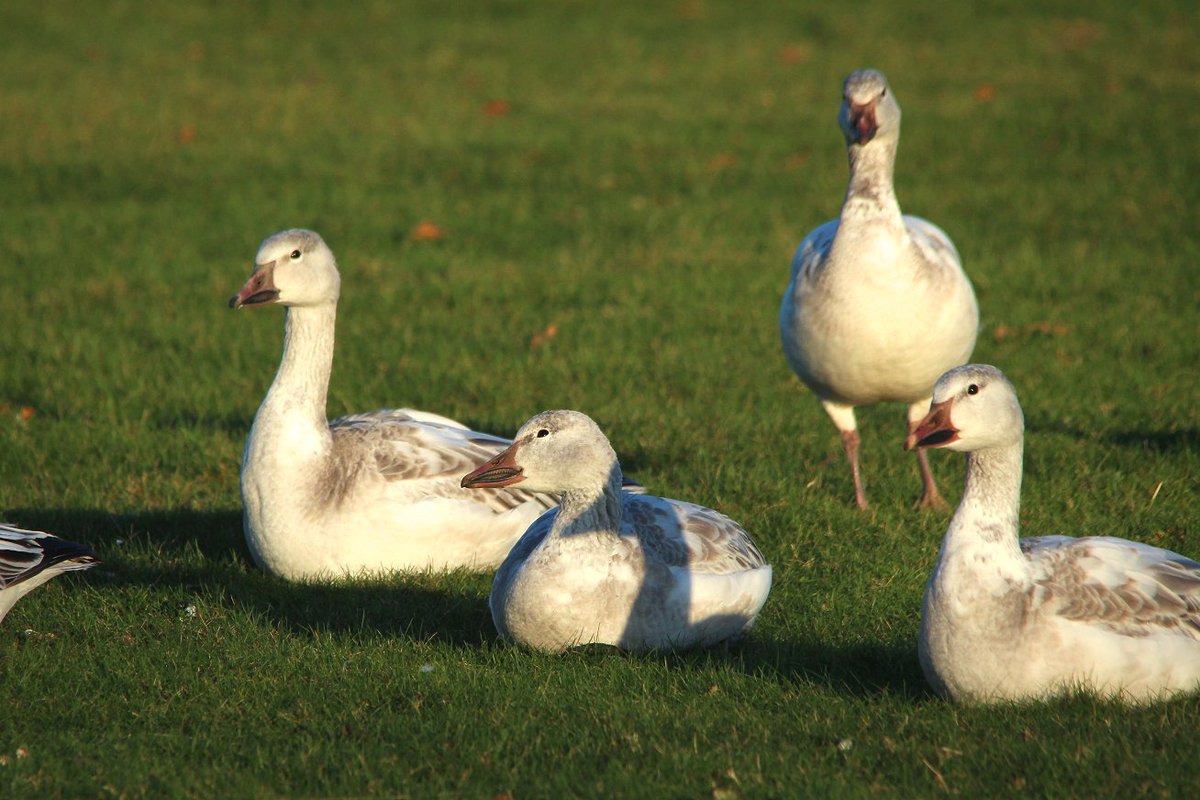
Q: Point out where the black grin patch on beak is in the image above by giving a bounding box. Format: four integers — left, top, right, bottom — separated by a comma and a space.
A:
917, 429, 957, 448
462, 466, 521, 487
229, 289, 281, 309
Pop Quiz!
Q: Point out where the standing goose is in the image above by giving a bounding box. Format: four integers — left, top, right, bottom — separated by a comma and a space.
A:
907, 364, 1200, 702
461, 410, 772, 652
230, 229, 562, 580
780, 69, 978, 509
0, 522, 98, 624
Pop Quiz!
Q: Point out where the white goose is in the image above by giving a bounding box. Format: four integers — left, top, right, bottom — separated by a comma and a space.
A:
907, 364, 1200, 702
229, 229, 564, 580
460, 410, 772, 652
0, 522, 98, 624
780, 69, 978, 509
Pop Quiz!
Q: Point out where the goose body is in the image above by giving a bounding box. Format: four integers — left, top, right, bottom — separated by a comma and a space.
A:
908, 364, 1200, 702
461, 410, 772, 652
231, 229, 559, 580
780, 69, 978, 508
0, 523, 98, 624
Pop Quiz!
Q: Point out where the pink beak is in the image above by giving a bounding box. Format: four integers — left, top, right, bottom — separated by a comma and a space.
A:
905, 399, 958, 450
461, 444, 525, 488
229, 259, 280, 309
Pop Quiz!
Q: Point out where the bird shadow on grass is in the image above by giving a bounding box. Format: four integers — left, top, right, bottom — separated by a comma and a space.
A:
1027, 420, 1200, 455
6, 506, 495, 647
1105, 427, 1199, 454
145, 409, 254, 437
741, 635, 934, 701
655, 634, 935, 702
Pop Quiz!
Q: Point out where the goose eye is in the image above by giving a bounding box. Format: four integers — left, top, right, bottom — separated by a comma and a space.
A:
967, 384, 979, 395
290, 249, 302, 260
536, 429, 549, 438
880, 87, 887, 98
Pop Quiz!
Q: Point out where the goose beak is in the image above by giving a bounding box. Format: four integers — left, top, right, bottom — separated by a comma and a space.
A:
848, 101, 877, 145
461, 445, 525, 489
229, 259, 280, 309
905, 399, 959, 450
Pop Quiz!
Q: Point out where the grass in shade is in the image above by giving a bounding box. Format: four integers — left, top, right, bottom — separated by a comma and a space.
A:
1, 1, 1197, 796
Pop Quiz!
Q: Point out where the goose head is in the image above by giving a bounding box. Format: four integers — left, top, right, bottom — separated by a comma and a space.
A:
839, 69, 901, 147
461, 410, 619, 495
229, 229, 341, 310
905, 364, 1024, 453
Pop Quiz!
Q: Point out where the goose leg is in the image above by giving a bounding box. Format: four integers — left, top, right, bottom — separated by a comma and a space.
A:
908, 400, 947, 510
823, 401, 867, 509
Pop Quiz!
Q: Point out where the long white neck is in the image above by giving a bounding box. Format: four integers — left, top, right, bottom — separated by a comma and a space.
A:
941, 439, 1025, 564
246, 303, 338, 465
841, 140, 902, 224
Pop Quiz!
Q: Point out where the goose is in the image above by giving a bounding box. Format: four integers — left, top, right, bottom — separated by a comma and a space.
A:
0, 522, 98, 624
229, 228, 567, 580
460, 410, 772, 652
907, 364, 1200, 702
780, 69, 979, 509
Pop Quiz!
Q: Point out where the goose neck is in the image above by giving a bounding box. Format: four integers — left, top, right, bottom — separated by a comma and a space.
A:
843, 140, 901, 219
947, 440, 1024, 551
263, 303, 338, 426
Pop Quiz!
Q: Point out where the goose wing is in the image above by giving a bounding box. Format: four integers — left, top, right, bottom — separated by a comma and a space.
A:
624, 496, 768, 575
1024, 535, 1200, 638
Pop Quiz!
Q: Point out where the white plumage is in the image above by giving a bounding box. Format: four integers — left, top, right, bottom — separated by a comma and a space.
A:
230, 229, 560, 580
780, 69, 978, 509
908, 364, 1200, 702
0, 522, 98, 624
461, 410, 772, 652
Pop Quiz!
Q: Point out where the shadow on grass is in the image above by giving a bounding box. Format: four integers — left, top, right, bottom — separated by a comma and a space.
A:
146, 410, 254, 436
559, 630, 934, 701
741, 636, 935, 701
7, 507, 933, 694
6, 506, 494, 646
1106, 427, 1199, 454
1026, 420, 1200, 455
653, 635, 936, 702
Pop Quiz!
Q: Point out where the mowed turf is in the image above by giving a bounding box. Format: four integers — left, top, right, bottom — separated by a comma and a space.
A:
1, 1, 1197, 796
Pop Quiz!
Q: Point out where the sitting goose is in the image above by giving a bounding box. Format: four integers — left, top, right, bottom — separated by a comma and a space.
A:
780, 69, 978, 509
0, 522, 98, 624
460, 410, 772, 652
907, 364, 1200, 702
229, 229, 564, 580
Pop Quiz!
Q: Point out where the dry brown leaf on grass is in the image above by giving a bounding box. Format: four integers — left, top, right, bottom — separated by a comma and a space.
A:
973, 83, 997, 102
530, 323, 558, 349
176, 125, 197, 144
993, 321, 1068, 340
785, 152, 810, 170
2, 404, 38, 421
1059, 19, 1104, 49
708, 152, 737, 172
779, 45, 810, 65
410, 220, 446, 242
675, 0, 704, 20
483, 99, 510, 117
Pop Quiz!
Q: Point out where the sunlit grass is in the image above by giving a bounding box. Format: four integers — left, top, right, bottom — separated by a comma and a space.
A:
1, 0, 1197, 796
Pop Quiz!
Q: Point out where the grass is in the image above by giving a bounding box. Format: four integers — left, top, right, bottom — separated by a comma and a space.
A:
1, 0, 1197, 795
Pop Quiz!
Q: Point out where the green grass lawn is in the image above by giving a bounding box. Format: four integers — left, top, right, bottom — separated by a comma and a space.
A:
2, 0, 1198, 796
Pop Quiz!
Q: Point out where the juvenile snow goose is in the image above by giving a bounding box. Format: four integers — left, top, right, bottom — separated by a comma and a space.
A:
230, 229, 562, 580
0, 522, 98, 624
780, 69, 978, 509
460, 410, 772, 652
907, 364, 1200, 703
